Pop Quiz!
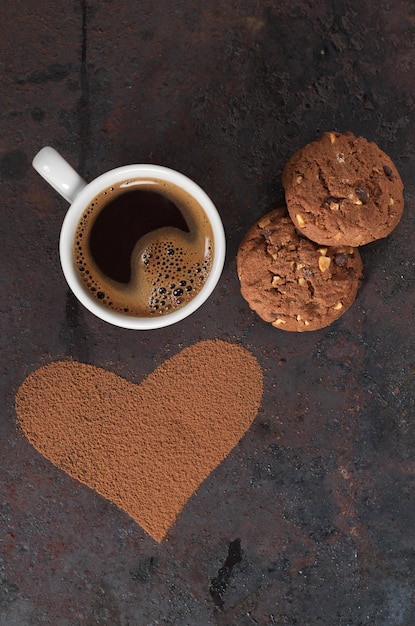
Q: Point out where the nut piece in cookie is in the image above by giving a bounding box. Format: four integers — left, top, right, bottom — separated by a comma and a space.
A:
282, 131, 404, 246
236, 208, 363, 331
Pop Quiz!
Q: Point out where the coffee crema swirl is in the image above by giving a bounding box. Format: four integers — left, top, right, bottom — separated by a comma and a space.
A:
73, 178, 214, 317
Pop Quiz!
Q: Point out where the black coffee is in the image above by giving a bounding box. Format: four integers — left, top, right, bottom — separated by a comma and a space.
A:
89, 189, 190, 284
73, 178, 214, 317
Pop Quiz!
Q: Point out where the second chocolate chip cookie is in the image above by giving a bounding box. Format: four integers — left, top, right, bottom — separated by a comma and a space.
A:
237, 208, 363, 331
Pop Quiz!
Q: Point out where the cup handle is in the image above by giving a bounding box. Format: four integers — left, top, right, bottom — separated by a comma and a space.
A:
32, 146, 87, 204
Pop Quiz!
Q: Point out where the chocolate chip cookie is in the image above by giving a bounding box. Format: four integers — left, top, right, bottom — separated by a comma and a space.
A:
236, 208, 363, 331
282, 131, 404, 246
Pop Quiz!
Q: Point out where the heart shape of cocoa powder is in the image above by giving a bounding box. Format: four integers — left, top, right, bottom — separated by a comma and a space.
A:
15, 340, 263, 542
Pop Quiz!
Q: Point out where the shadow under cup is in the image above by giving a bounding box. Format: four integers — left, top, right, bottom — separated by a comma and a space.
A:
60, 165, 226, 330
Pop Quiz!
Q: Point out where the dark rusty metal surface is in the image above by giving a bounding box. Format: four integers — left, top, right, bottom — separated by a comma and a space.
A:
2, 0, 415, 624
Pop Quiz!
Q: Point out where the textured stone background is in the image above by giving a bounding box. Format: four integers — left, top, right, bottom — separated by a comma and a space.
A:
1, 1, 415, 624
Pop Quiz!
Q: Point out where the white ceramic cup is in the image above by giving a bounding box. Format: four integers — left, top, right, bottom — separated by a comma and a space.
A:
32, 147, 226, 329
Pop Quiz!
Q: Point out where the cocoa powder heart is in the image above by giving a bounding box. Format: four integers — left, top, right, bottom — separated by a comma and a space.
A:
15, 340, 263, 542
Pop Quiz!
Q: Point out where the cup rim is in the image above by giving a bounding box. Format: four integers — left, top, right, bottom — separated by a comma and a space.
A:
59, 164, 226, 329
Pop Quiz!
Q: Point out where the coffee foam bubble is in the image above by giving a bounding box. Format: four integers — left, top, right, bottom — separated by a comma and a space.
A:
132, 229, 212, 315
73, 180, 214, 317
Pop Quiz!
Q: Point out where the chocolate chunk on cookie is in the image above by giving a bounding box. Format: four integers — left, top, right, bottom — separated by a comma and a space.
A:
282, 131, 404, 246
236, 208, 363, 331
